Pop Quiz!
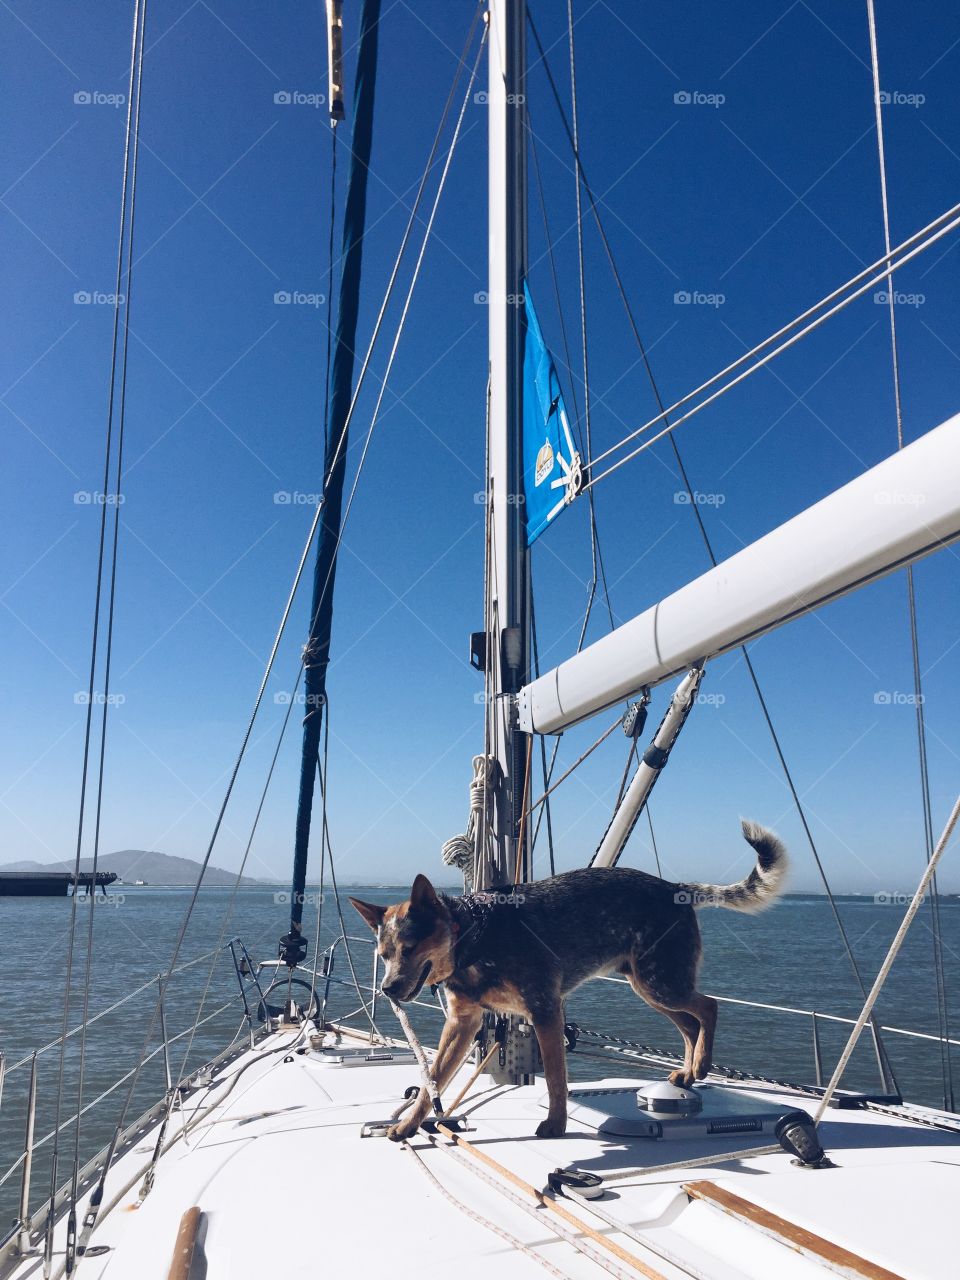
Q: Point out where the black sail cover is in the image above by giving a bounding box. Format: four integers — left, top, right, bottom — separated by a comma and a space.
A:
284, 0, 381, 960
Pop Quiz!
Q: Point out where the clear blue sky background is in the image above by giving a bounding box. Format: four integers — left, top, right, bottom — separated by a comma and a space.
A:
3, 0, 960, 895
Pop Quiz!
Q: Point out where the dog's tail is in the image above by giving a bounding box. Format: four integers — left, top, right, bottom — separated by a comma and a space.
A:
681, 820, 788, 914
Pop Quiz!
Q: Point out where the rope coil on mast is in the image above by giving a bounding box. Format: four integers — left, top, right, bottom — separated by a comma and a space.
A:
441, 755, 497, 892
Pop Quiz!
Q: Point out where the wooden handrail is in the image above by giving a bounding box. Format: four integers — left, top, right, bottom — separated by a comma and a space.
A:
167, 1206, 202, 1280
685, 1181, 907, 1280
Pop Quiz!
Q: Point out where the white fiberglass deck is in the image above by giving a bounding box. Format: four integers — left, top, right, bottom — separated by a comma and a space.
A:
15, 1024, 960, 1280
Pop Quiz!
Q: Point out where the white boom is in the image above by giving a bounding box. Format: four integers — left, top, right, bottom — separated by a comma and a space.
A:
518, 412, 960, 735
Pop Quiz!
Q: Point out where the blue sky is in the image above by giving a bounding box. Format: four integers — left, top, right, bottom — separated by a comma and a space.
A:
3, 0, 960, 895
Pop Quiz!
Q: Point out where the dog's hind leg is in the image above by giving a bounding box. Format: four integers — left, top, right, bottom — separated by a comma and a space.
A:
623, 971, 698, 1086
626, 909, 716, 1088
687, 992, 718, 1080
649, 992, 718, 1085
653, 993, 717, 1087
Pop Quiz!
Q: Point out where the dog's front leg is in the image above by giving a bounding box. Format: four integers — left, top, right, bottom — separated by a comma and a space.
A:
533, 1011, 568, 1139
387, 997, 482, 1141
387, 1085, 433, 1142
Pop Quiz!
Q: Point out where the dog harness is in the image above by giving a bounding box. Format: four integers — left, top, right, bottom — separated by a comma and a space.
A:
449, 892, 497, 969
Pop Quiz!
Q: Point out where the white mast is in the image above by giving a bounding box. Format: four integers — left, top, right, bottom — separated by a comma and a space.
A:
484, 0, 530, 889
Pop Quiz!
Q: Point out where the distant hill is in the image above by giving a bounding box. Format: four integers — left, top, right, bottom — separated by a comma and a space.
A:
0, 850, 265, 887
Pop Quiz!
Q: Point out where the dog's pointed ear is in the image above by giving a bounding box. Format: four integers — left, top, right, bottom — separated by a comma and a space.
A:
349, 897, 386, 933
410, 873, 440, 912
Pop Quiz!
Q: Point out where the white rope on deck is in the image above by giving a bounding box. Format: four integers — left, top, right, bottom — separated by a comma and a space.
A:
403, 1142, 570, 1279
390, 998, 442, 1116
814, 788, 960, 1123
595, 1141, 780, 1185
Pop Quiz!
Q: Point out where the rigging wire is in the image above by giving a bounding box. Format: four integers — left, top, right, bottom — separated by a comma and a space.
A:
70, 0, 148, 1211
513, 735, 534, 883
526, 10, 898, 1090
306, 0, 486, 513
303, 123, 340, 1037
76, 13, 488, 1240
322, 16, 487, 603
529, 123, 583, 442
644, 808, 663, 879
580, 200, 960, 490
528, 595, 555, 873
566, 0, 590, 460
524, 130, 570, 868
563, 0, 611, 654
322, 132, 338, 453
865, 0, 952, 1109
286, 2, 488, 909
305, 737, 329, 1027
73, 356, 330, 1261
525, 12, 950, 497
174, 669, 306, 1083
44, 1, 146, 1271
814, 787, 960, 1123
524, 98, 621, 874
254, 2, 486, 955
521, 713, 622, 820
479, 377, 495, 889
285, 11, 487, 913
612, 739, 665, 878
316, 701, 382, 1038
176, 121, 343, 1083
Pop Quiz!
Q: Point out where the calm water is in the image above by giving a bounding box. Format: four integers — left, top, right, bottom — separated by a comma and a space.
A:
1, 886, 958, 1227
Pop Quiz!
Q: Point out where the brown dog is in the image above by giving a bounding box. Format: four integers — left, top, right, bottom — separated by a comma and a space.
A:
351, 820, 786, 1140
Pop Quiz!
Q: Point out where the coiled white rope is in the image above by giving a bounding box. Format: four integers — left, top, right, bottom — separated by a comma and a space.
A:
441, 754, 496, 892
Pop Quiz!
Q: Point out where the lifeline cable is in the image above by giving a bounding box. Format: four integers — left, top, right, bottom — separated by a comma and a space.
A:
528, 11, 898, 1091
44, 3, 146, 1274
76, 10, 488, 1252
865, 0, 953, 1110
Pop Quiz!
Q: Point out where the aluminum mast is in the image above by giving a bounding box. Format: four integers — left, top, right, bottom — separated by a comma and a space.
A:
484, 0, 531, 890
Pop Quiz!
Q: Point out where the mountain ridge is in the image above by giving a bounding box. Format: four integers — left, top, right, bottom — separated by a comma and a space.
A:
0, 849, 266, 887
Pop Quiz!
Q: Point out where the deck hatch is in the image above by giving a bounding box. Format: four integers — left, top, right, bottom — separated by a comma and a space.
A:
554, 1081, 791, 1140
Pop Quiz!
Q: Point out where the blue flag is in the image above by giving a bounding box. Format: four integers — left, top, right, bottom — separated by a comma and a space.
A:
522, 283, 579, 545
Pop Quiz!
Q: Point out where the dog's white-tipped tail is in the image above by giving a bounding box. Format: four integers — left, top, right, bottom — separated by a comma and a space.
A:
684, 820, 789, 914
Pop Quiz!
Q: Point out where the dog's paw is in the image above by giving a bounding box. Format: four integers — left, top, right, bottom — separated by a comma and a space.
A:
535, 1116, 567, 1139
668, 1068, 695, 1089
387, 1118, 420, 1142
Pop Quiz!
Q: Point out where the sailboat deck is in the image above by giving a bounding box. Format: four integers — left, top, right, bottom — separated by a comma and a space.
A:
13, 1024, 959, 1280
